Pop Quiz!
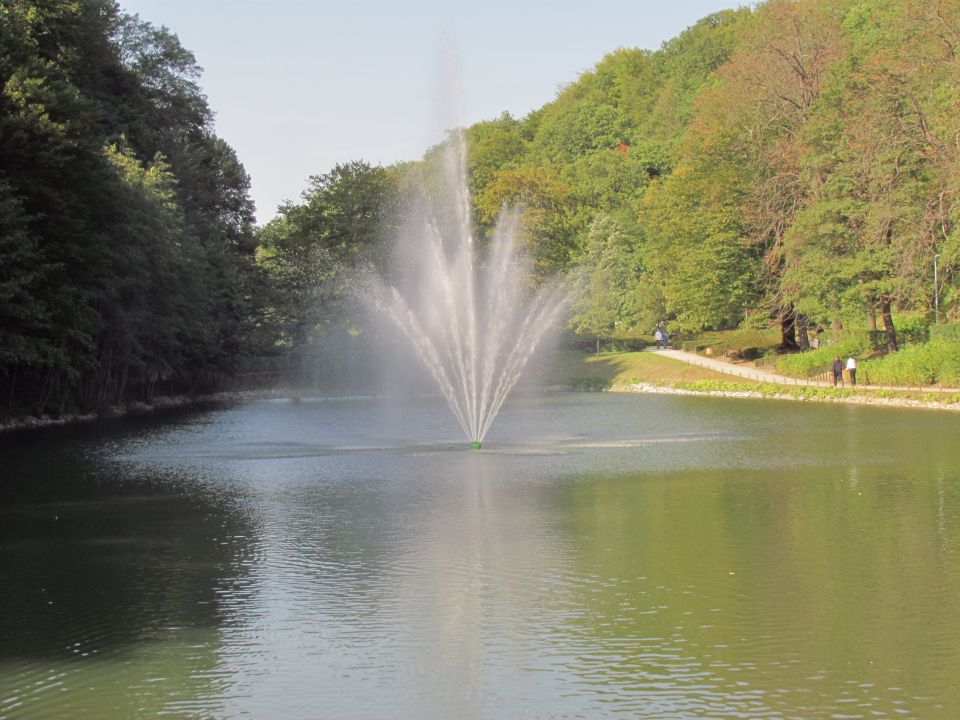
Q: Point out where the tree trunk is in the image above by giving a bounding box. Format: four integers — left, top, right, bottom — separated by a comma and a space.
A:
37, 367, 54, 417
7, 363, 17, 410
879, 294, 898, 352
796, 315, 810, 351
780, 311, 799, 350
832, 316, 842, 336
117, 364, 129, 403
859, 279, 877, 331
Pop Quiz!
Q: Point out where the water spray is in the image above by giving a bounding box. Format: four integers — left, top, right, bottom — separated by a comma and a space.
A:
370, 129, 567, 449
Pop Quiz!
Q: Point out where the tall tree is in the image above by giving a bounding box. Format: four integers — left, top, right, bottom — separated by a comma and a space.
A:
258, 162, 399, 350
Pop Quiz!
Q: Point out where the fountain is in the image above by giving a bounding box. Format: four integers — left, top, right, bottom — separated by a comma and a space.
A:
370, 130, 566, 448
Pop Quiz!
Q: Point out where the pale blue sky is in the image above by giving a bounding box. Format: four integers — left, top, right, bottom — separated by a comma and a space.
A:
120, 0, 742, 222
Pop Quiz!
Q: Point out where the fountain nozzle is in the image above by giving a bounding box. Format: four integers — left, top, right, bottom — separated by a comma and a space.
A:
469, 441, 482, 450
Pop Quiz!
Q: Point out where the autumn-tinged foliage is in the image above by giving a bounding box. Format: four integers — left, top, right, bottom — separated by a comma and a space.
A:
457, 0, 959, 347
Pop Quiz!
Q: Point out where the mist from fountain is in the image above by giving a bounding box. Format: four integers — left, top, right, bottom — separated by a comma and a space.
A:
370, 131, 567, 446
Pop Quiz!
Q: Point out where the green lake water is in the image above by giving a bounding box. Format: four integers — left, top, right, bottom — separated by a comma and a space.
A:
1, 392, 959, 718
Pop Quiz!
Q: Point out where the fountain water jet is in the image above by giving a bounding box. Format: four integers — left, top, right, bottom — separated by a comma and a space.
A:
370, 131, 566, 447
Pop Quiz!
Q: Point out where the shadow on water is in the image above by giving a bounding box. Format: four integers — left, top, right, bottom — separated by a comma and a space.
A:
0, 414, 257, 663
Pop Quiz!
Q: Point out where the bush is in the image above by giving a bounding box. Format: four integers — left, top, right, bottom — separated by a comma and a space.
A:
861, 340, 960, 386
567, 376, 612, 391
895, 315, 931, 346
680, 328, 779, 357
773, 337, 873, 378
930, 323, 960, 343
561, 331, 650, 353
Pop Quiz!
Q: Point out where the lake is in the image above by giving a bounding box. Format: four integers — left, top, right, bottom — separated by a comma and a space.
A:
2, 392, 959, 719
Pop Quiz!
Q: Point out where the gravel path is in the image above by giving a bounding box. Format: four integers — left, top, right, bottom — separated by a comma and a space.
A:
651, 347, 959, 393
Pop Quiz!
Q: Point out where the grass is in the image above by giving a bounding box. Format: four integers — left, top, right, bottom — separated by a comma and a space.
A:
544, 350, 732, 390
671, 380, 960, 405
545, 349, 960, 408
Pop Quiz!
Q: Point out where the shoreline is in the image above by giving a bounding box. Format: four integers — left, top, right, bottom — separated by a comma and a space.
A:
4, 379, 959, 434
0, 390, 273, 434
618, 382, 960, 412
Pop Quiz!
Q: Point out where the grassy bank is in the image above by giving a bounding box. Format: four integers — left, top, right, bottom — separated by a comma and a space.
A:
668, 379, 960, 405
547, 350, 960, 409
545, 350, 742, 390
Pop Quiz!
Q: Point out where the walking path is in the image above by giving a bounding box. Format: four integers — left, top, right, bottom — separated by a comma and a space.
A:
651, 347, 960, 393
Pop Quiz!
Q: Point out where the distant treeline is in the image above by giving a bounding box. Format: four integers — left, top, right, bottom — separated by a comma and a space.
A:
266, 0, 959, 372
3, 0, 960, 417
461, 0, 958, 349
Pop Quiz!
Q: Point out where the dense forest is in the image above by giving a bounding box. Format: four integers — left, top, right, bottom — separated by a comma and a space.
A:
3, 0, 959, 417
266, 0, 959, 362
1, 0, 262, 416
461, 0, 959, 350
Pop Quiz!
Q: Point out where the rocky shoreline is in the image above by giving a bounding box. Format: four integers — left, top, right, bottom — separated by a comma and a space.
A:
0, 391, 271, 434
620, 382, 960, 412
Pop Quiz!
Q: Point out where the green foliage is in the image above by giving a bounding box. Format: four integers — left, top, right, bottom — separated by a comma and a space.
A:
561, 141, 670, 215
474, 163, 581, 279
773, 337, 873, 378
893, 314, 931, 346
0, 0, 260, 415
861, 341, 960, 387
645, 9, 753, 142
450, 7, 754, 338
532, 100, 631, 164
680, 328, 780, 357
550, 0, 957, 345
930, 324, 960, 343
465, 112, 527, 198
639, 166, 757, 331
258, 162, 399, 350
0, 180, 49, 367
7, 0, 960, 414
569, 215, 652, 336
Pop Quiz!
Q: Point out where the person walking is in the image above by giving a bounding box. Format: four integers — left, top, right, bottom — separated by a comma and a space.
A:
846, 355, 857, 385
654, 329, 663, 349
832, 356, 844, 386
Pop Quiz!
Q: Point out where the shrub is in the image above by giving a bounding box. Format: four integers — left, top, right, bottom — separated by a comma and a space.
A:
930, 323, 960, 343
773, 337, 873, 378
861, 340, 960, 386
895, 315, 931, 346
562, 332, 650, 353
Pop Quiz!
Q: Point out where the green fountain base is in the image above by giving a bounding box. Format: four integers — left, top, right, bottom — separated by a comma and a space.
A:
469, 441, 482, 450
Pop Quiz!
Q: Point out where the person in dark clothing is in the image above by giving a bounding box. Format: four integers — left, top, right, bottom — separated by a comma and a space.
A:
832, 356, 844, 386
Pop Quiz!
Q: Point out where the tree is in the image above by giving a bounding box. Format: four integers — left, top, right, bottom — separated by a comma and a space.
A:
0, 1, 260, 413
258, 162, 399, 349
570, 215, 656, 337
639, 166, 758, 331
465, 112, 527, 200
474, 165, 580, 281
679, 0, 848, 346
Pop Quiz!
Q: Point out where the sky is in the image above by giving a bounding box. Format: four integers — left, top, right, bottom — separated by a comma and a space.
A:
120, 0, 743, 223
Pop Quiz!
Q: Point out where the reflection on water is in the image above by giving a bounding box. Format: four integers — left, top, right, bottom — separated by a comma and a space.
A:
1, 393, 959, 718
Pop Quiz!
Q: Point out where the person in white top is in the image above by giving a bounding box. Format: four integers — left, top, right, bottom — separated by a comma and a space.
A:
846, 356, 857, 385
